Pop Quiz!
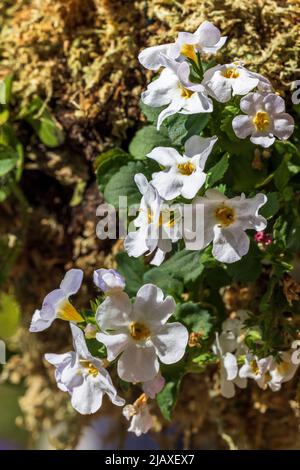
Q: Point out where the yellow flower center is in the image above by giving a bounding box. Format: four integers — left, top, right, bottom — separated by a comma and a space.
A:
180, 43, 198, 64
80, 360, 99, 377
179, 83, 194, 99
177, 161, 195, 176
222, 67, 240, 79
253, 111, 270, 132
147, 210, 177, 227
129, 322, 150, 341
56, 300, 84, 323
214, 205, 236, 227
250, 359, 260, 375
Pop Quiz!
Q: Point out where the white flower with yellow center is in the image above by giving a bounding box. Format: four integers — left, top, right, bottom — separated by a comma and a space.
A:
219, 310, 249, 355
123, 393, 154, 436
232, 92, 295, 148
45, 323, 125, 415
124, 174, 182, 266
202, 63, 270, 103
184, 189, 267, 263
213, 333, 247, 398
147, 135, 217, 200
141, 67, 213, 130
95, 284, 188, 383
138, 21, 227, 71
30, 269, 84, 333
240, 352, 298, 392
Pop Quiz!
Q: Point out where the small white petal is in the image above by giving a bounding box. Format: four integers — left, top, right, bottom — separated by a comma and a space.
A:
151, 322, 188, 364
117, 345, 159, 382
96, 291, 132, 331
96, 332, 130, 361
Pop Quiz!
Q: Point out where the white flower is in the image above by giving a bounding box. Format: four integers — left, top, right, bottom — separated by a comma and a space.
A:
232, 92, 294, 148
30, 269, 84, 333
219, 310, 249, 355
213, 333, 247, 398
240, 352, 298, 392
138, 21, 227, 71
45, 323, 124, 414
95, 284, 188, 383
93, 268, 125, 294
123, 393, 154, 436
142, 372, 165, 399
124, 174, 182, 266
147, 135, 217, 200
184, 189, 267, 263
202, 62, 270, 103
141, 67, 212, 130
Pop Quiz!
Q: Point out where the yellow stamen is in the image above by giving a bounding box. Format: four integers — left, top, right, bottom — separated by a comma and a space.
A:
253, 111, 270, 132
80, 360, 99, 377
250, 359, 260, 375
129, 322, 150, 341
214, 205, 236, 227
222, 67, 240, 79
56, 300, 84, 323
179, 83, 194, 99
180, 43, 198, 64
134, 393, 148, 409
177, 161, 195, 176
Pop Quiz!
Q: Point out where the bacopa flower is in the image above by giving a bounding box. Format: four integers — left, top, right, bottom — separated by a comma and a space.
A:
95, 284, 188, 383
123, 393, 154, 436
239, 352, 298, 392
232, 92, 294, 147
218, 310, 249, 355
138, 21, 227, 71
124, 174, 182, 266
213, 333, 247, 398
184, 189, 267, 263
45, 323, 124, 414
141, 67, 212, 130
30, 269, 84, 333
202, 62, 270, 103
93, 268, 125, 294
147, 135, 217, 200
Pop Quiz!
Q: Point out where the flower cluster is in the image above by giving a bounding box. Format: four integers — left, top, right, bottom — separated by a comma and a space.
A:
124, 21, 294, 267
31, 269, 188, 436
30, 21, 299, 440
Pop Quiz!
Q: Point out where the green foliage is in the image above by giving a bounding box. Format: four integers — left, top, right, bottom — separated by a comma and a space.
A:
157, 360, 186, 420
19, 97, 65, 148
205, 153, 230, 188
116, 251, 149, 296
0, 74, 13, 105
164, 113, 210, 146
129, 125, 171, 160
0, 292, 21, 339
260, 192, 280, 219
96, 148, 131, 193
226, 241, 262, 282
174, 302, 213, 337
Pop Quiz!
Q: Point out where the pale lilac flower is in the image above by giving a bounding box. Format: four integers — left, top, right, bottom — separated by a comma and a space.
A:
232, 92, 294, 148
148, 135, 217, 200
96, 284, 188, 383
93, 268, 125, 293
123, 393, 154, 436
45, 323, 124, 414
30, 269, 84, 333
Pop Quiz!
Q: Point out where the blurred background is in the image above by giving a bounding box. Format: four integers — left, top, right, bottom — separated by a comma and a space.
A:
0, 0, 299, 450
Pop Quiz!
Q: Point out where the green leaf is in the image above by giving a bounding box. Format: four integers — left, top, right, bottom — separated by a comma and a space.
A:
140, 100, 165, 125
103, 160, 155, 207
226, 241, 262, 282
144, 250, 205, 296
22, 97, 65, 148
260, 192, 280, 219
129, 125, 170, 160
0, 292, 21, 339
220, 104, 240, 141
226, 152, 267, 192
0, 74, 13, 105
274, 160, 290, 191
96, 148, 130, 193
116, 251, 149, 296
0, 156, 17, 176
0, 109, 10, 125
164, 113, 210, 146
157, 360, 186, 420
174, 302, 213, 336
205, 153, 230, 188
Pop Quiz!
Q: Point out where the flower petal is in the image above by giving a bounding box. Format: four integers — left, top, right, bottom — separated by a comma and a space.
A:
96, 332, 130, 361
60, 269, 83, 296
232, 115, 254, 139
96, 291, 132, 331
133, 284, 176, 325
212, 226, 250, 263
152, 322, 188, 365
117, 345, 159, 382
71, 376, 103, 414
138, 44, 170, 71
273, 113, 294, 141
